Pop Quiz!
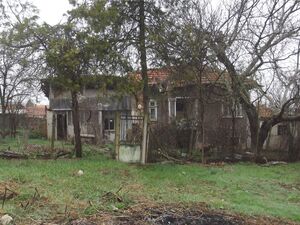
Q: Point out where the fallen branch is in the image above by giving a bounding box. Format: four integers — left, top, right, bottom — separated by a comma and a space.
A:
149, 128, 184, 164
102, 187, 123, 203
0, 151, 28, 159
262, 161, 288, 167
157, 148, 184, 164
55, 150, 72, 159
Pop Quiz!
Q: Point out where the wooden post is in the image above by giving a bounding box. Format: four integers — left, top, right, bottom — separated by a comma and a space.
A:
51, 112, 56, 151
141, 114, 149, 164
98, 111, 103, 144
115, 111, 120, 160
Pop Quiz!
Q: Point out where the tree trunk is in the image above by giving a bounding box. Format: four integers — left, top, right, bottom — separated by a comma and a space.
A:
243, 104, 259, 153
257, 115, 287, 157
139, 0, 149, 164
71, 91, 82, 158
198, 89, 205, 164
1, 106, 7, 139
257, 121, 273, 154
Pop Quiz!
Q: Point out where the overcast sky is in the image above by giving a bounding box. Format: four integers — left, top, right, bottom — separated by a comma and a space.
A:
26, 1, 72, 104
29, 0, 72, 25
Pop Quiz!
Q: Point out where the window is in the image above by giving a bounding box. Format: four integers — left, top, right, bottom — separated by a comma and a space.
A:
176, 98, 185, 112
149, 99, 157, 121
222, 103, 243, 118
168, 97, 188, 119
277, 124, 288, 136
104, 118, 115, 130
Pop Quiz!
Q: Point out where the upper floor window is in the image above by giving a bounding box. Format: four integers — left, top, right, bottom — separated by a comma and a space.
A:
222, 103, 243, 118
277, 124, 288, 136
149, 99, 158, 121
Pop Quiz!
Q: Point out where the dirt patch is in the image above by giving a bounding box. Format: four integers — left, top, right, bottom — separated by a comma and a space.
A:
0, 181, 19, 201
85, 204, 299, 225
24, 144, 72, 159
69, 219, 96, 225
0, 145, 73, 160
278, 182, 300, 191
10, 203, 300, 225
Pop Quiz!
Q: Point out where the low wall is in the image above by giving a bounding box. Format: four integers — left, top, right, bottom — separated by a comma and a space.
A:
119, 144, 141, 163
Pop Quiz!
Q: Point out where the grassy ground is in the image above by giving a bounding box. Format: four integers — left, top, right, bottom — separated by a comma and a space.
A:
0, 138, 299, 223
0, 135, 73, 151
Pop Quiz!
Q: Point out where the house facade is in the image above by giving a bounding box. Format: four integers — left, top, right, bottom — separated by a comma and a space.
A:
44, 70, 250, 152
44, 76, 133, 144
259, 105, 300, 160
140, 69, 249, 153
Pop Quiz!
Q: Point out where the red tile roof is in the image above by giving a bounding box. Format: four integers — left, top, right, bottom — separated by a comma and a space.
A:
146, 68, 170, 85
130, 68, 257, 91
131, 68, 240, 86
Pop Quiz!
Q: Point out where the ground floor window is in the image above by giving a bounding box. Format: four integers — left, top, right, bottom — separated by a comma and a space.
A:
104, 118, 115, 130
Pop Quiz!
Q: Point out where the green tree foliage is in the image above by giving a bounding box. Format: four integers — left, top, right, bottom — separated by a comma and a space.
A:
43, 1, 128, 157
65, 0, 168, 162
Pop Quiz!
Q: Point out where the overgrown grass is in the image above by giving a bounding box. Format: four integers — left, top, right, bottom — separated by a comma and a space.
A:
0, 134, 73, 152
0, 142, 299, 223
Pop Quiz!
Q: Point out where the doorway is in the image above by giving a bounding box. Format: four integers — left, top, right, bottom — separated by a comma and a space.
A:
57, 113, 67, 140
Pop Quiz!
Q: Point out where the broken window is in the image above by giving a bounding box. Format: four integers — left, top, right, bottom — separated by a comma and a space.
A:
149, 99, 157, 121
176, 98, 185, 112
175, 98, 187, 119
168, 97, 189, 119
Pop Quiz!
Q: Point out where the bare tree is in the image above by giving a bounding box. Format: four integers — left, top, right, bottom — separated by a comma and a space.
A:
0, 0, 40, 138
180, 0, 300, 157
151, 1, 210, 162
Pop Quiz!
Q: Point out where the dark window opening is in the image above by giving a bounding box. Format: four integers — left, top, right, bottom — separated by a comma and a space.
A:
176, 99, 185, 112
104, 118, 115, 130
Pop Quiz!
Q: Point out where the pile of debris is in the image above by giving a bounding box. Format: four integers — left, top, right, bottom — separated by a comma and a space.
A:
55, 204, 298, 225
109, 204, 299, 225
0, 145, 73, 160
